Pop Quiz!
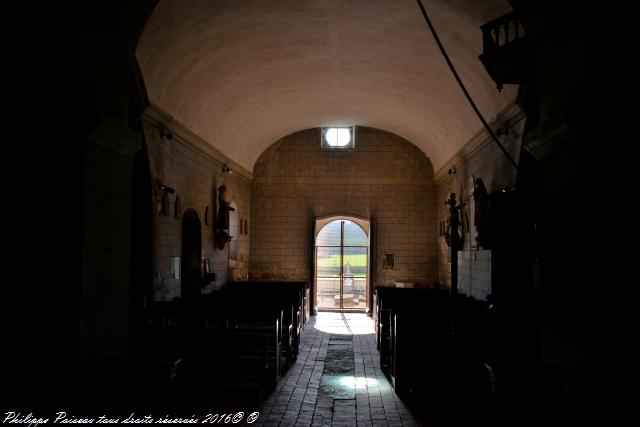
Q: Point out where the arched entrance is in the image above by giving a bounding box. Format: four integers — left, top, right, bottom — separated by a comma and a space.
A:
228, 201, 239, 267
315, 217, 369, 312
181, 208, 202, 300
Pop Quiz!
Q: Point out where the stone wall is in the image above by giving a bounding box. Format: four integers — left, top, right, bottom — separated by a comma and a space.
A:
81, 113, 142, 358
435, 104, 526, 299
250, 127, 438, 287
142, 107, 252, 301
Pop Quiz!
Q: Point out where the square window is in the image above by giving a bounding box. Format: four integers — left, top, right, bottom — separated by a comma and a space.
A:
321, 126, 355, 149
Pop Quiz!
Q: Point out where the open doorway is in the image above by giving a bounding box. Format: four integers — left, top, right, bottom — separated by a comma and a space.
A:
181, 208, 201, 301
315, 217, 369, 312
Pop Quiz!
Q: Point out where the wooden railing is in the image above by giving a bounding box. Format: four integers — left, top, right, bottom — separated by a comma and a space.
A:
480, 11, 525, 54
478, 11, 530, 91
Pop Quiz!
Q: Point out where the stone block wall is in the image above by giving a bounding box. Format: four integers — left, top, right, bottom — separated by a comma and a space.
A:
139, 106, 527, 303
250, 127, 438, 286
81, 113, 141, 358
142, 107, 252, 301
458, 250, 492, 300
435, 104, 526, 299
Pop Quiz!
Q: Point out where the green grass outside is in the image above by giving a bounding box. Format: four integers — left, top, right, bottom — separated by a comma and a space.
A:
317, 253, 366, 266
317, 254, 367, 277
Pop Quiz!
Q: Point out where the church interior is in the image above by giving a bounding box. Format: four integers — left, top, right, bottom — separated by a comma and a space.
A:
4, 0, 588, 425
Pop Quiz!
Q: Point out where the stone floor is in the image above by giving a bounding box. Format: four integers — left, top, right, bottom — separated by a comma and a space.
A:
254, 312, 446, 426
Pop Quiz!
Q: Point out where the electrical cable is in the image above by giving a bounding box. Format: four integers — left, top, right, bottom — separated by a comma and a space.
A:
415, 0, 519, 170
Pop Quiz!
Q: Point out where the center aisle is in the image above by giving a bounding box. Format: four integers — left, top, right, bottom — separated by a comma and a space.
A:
256, 312, 430, 426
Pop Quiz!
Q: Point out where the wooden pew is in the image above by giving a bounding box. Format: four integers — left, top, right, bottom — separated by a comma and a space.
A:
140, 300, 187, 393
391, 293, 451, 398
145, 300, 181, 354
175, 290, 284, 396
228, 281, 308, 366
374, 286, 394, 352
142, 282, 309, 396
373, 287, 451, 397
236, 280, 308, 329
375, 287, 448, 362
220, 288, 285, 387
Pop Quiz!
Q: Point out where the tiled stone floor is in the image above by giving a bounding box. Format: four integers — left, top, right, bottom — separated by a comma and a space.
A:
255, 312, 444, 426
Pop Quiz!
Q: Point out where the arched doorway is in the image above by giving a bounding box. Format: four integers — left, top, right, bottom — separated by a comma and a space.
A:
228, 201, 239, 268
315, 217, 369, 312
181, 209, 202, 301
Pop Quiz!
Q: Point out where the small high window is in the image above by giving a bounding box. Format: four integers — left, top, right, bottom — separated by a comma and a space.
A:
322, 127, 355, 149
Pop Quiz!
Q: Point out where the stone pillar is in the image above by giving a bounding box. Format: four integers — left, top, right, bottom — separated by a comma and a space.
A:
80, 112, 141, 359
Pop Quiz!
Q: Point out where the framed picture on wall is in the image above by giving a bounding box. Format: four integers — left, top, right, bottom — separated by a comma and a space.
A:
383, 253, 394, 270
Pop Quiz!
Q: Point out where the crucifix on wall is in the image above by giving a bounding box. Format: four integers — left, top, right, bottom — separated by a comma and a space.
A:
215, 184, 235, 250
445, 192, 465, 295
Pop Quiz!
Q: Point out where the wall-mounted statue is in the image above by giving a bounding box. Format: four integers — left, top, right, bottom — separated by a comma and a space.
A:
444, 192, 465, 251
473, 177, 490, 249
216, 184, 235, 250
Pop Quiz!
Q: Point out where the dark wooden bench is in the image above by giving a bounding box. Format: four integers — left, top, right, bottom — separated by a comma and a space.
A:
373, 287, 451, 397
228, 281, 308, 366
219, 289, 285, 387
144, 292, 284, 395
391, 294, 451, 398
140, 282, 310, 396
139, 300, 188, 394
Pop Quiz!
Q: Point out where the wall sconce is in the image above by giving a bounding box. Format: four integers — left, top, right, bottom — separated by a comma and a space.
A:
222, 165, 232, 174
160, 128, 173, 140
448, 165, 457, 175
156, 181, 175, 194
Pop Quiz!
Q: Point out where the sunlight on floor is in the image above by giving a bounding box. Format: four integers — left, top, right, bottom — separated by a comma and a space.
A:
313, 312, 374, 335
339, 376, 379, 389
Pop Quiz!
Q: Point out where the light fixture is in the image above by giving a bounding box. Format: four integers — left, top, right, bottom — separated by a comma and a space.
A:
156, 181, 175, 193
222, 165, 232, 174
159, 128, 173, 140
448, 165, 457, 175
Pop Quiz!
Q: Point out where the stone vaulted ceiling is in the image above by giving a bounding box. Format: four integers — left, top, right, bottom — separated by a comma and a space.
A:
137, 0, 516, 173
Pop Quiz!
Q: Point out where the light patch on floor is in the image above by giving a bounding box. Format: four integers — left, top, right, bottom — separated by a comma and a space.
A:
313, 312, 375, 335
257, 312, 427, 426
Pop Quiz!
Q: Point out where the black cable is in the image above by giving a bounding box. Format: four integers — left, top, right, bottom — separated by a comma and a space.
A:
415, 0, 519, 170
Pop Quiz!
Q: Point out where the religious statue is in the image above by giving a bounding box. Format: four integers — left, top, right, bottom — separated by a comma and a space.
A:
473, 177, 490, 249
216, 185, 235, 249
444, 192, 465, 250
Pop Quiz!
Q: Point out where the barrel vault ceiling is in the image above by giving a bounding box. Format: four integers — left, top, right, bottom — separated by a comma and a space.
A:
137, 0, 516, 173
